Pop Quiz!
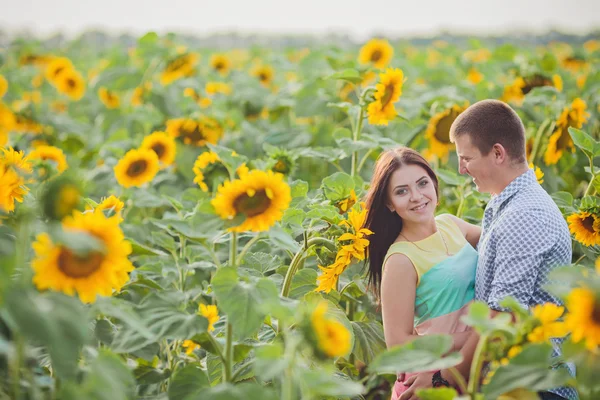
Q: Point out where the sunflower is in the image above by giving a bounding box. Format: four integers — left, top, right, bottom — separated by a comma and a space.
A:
55, 70, 86, 101
336, 189, 357, 214
45, 57, 73, 83
211, 169, 291, 232
96, 195, 125, 220
501, 77, 526, 105
527, 303, 568, 343
198, 304, 219, 331
567, 211, 600, 247
205, 82, 232, 95
160, 53, 199, 86
561, 56, 590, 74
358, 38, 394, 69
140, 131, 176, 167
268, 149, 295, 175
42, 180, 81, 221
528, 163, 544, 184
552, 74, 563, 92
14, 114, 44, 135
251, 65, 274, 87
544, 98, 590, 165
564, 287, 600, 350
192, 151, 226, 192
0, 165, 24, 213
114, 148, 159, 188
424, 104, 468, 160
19, 54, 54, 67
98, 87, 120, 109
367, 68, 404, 126
166, 117, 223, 147
210, 54, 231, 76
182, 340, 201, 355
31, 210, 134, 303
467, 68, 483, 85
0, 75, 7, 98
311, 302, 351, 358
28, 145, 68, 173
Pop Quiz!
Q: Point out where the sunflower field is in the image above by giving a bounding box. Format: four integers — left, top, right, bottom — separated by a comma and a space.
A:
0, 32, 600, 400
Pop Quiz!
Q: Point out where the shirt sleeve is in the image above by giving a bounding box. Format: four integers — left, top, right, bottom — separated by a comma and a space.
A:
487, 210, 554, 312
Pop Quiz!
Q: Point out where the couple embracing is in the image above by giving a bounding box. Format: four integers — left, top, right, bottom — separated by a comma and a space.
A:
363, 100, 577, 400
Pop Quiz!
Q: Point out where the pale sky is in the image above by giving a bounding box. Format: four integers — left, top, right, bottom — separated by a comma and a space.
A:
1, 0, 599, 40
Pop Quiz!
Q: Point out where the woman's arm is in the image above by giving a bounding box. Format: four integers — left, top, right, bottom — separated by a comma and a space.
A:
381, 254, 469, 352
448, 214, 481, 249
381, 253, 419, 348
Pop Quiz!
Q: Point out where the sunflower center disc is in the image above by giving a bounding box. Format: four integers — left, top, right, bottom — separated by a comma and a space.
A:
126, 159, 148, 177
234, 190, 272, 218
58, 248, 104, 278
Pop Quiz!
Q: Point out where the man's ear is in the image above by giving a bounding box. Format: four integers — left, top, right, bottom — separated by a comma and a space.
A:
492, 143, 508, 164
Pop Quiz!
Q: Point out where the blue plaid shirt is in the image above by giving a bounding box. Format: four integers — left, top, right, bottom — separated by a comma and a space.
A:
476, 169, 577, 400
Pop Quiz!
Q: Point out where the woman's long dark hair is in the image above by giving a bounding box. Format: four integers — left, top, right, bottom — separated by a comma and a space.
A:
363, 147, 439, 298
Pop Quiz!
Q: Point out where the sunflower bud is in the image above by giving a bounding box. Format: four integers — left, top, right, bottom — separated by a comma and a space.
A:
41, 175, 82, 221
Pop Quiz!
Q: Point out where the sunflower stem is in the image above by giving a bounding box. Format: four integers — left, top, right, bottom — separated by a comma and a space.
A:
224, 322, 234, 383
229, 231, 238, 268
237, 233, 262, 264
584, 152, 596, 197
467, 332, 489, 397
357, 148, 375, 175
351, 93, 367, 177
529, 119, 552, 164
280, 237, 336, 298
447, 367, 468, 395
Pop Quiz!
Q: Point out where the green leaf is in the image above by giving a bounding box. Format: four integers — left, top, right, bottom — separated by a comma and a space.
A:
436, 168, 463, 186
268, 226, 300, 253
483, 344, 571, 399
282, 208, 306, 227
306, 205, 343, 224
290, 180, 309, 198
242, 252, 282, 274
461, 301, 514, 334
201, 383, 277, 400
168, 364, 210, 400
416, 387, 460, 400
352, 321, 387, 364
289, 268, 318, 299
551, 191, 575, 213
299, 370, 364, 397
94, 67, 144, 90
134, 364, 171, 384
212, 268, 280, 340
321, 172, 355, 202
368, 335, 462, 375
3, 290, 88, 380
569, 127, 598, 156
150, 231, 177, 253
59, 350, 135, 400
325, 69, 362, 83
254, 342, 287, 380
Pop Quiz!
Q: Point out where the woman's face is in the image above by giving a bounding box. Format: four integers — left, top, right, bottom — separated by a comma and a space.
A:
386, 164, 437, 224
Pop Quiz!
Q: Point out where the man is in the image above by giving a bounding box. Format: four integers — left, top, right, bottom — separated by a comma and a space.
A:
399, 100, 577, 400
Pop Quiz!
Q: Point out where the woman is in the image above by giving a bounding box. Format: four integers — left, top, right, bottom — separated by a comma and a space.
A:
363, 147, 481, 399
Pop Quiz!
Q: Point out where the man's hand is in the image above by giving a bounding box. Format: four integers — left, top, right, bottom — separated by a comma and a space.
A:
398, 371, 434, 400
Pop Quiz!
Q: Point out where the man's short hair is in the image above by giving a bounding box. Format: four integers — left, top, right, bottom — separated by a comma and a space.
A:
450, 99, 526, 163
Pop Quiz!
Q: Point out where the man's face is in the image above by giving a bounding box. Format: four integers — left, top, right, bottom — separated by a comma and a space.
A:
454, 135, 497, 194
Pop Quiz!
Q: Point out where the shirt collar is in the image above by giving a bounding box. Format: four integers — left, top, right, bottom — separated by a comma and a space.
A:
487, 169, 537, 214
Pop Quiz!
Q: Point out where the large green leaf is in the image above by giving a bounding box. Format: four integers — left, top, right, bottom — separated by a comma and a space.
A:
59, 350, 135, 400
212, 267, 280, 340
200, 383, 278, 400
168, 364, 210, 400
3, 290, 88, 380
321, 172, 355, 202
242, 252, 282, 275
461, 301, 514, 335
299, 370, 364, 397
483, 344, 572, 399
351, 321, 386, 364
254, 342, 288, 381
569, 127, 600, 156
368, 335, 462, 375
289, 268, 318, 299
416, 388, 460, 400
